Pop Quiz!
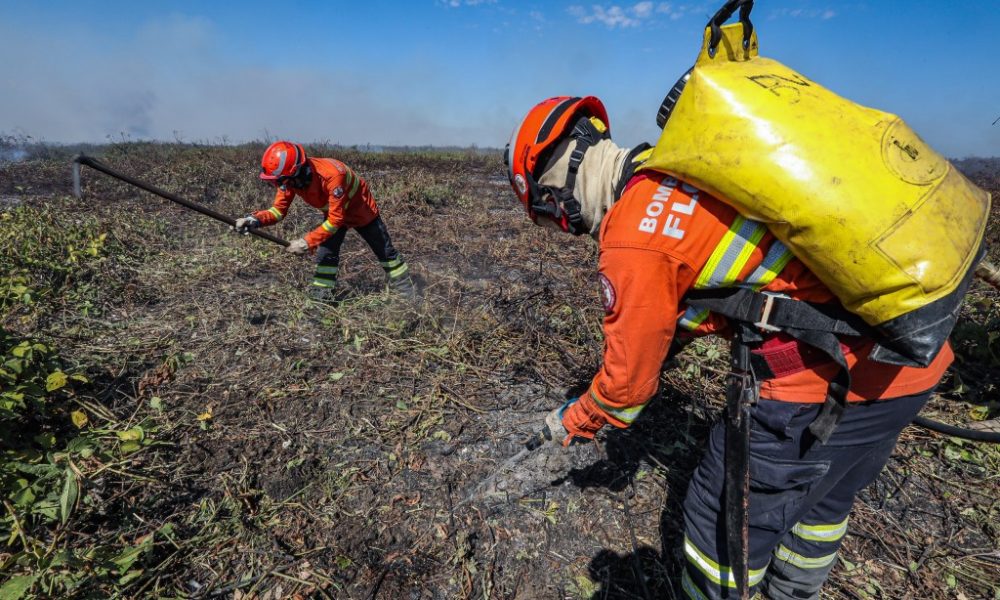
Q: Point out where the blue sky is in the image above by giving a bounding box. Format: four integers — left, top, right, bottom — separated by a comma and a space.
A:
1, 1, 997, 156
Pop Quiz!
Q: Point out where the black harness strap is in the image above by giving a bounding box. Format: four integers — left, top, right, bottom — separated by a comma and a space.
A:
534, 116, 612, 236
686, 287, 871, 444
553, 140, 589, 234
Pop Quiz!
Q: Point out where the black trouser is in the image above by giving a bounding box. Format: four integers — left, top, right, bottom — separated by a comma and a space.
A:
311, 216, 407, 289
680, 390, 933, 600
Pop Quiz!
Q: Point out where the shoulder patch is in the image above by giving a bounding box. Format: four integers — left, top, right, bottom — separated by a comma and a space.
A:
599, 273, 616, 314
333, 186, 345, 198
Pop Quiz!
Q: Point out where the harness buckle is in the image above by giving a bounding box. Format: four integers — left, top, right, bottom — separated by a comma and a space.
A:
754, 292, 782, 333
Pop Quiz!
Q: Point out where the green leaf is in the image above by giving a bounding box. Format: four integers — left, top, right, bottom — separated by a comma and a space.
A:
12, 486, 36, 507
33, 432, 56, 449
158, 522, 176, 539
0, 574, 39, 600
112, 535, 153, 573
46, 370, 68, 392
66, 436, 93, 454
335, 555, 353, 569
328, 372, 345, 382
111, 546, 145, 573
969, 405, 990, 421
395, 400, 408, 410
149, 396, 163, 410
119, 569, 144, 585
116, 427, 145, 442
60, 466, 79, 524
119, 441, 141, 454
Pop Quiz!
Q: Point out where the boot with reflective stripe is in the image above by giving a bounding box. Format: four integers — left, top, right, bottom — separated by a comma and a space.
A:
307, 276, 339, 304
381, 258, 415, 298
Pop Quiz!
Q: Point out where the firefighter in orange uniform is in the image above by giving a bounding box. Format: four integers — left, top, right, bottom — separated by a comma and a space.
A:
504, 97, 952, 600
236, 141, 413, 299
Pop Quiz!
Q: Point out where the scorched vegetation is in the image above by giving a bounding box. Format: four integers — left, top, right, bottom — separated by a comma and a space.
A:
0, 144, 998, 598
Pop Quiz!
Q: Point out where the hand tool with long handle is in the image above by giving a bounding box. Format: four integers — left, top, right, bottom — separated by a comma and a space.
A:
72, 154, 290, 247
725, 336, 754, 599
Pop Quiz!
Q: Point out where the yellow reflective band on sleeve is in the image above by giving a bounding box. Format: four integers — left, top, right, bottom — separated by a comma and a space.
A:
386, 263, 409, 279
684, 536, 767, 588
589, 390, 646, 426
267, 207, 283, 221
347, 171, 360, 197
791, 517, 849, 543
774, 545, 838, 570
321, 220, 338, 234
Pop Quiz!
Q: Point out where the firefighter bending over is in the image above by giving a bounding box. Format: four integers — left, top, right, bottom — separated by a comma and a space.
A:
504, 96, 955, 600
236, 141, 414, 300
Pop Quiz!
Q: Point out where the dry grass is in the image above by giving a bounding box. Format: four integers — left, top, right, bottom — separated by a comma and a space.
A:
0, 144, 997, 599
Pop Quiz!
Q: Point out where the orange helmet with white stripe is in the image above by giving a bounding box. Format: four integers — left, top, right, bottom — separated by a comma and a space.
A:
503, 96, 610, 235
260, 141, 309, 188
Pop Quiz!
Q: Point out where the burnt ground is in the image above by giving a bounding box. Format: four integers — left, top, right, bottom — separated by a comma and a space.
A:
1, 145, 998, 599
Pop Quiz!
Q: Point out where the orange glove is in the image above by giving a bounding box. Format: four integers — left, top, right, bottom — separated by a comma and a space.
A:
546, 396, 608, 446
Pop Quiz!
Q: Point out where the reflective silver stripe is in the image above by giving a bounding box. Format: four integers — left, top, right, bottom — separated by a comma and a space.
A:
589, 390, 646, 425
683, 535, 767, 588
311, 279, 335, 288
774, 544, 838, 569
381, 258, 405, 268
791, 517, 849, 542
270, 150, 288, 177
744, 240, 794, 290
694, 216, 768, 289
678, 306, 710, 331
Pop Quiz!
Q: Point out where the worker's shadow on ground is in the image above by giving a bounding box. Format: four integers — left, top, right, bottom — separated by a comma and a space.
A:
558, 377, 716, 598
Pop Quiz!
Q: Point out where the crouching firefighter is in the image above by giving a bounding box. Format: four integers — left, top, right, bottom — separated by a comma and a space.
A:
504, 92, 988, 599
236, 141, 415, 300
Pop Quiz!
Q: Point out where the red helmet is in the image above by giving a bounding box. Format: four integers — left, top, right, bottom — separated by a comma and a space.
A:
260, 141, 308, 185
503, 96, 609, 233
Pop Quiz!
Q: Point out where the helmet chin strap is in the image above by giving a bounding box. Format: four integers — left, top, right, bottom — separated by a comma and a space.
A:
278, 163, 313, 191
531, 116, 610, 236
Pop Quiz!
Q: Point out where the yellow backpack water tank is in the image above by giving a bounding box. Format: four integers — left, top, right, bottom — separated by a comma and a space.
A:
642, 23, 990, 366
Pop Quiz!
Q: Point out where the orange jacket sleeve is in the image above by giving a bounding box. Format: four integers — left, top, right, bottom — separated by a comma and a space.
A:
303, 173, 349, 248
572, 247, 696, 430
253, 187, 295, 226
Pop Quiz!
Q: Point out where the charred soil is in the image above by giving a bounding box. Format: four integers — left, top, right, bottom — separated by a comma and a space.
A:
1, 145, 998, 599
